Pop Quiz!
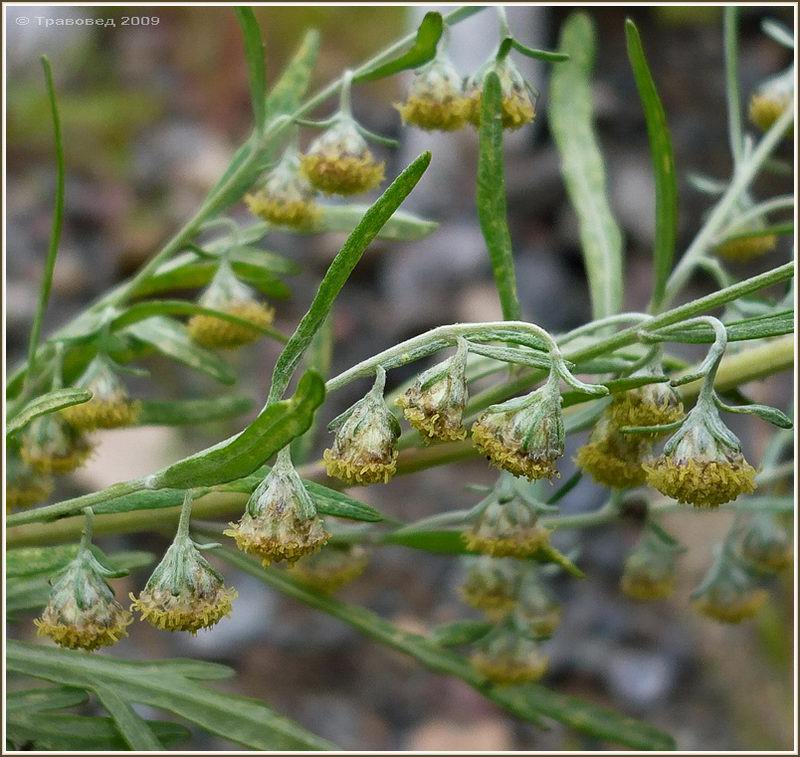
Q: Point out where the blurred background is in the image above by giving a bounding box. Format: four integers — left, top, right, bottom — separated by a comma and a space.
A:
6, 4, 795, 751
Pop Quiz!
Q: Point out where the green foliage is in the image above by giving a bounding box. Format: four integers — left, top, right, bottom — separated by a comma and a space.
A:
6, 388, 92, 437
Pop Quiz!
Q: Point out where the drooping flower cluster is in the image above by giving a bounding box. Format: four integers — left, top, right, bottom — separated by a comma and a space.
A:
395, 55, 471, 131
621, 522, 683, 601
21, 413, 93, 474
470, 616, 549, 684
738, 512, 793, 574
459, 556, 520, 620
691, 547, 767, 624
6, 448, 53, 511
465, 57, 536, 130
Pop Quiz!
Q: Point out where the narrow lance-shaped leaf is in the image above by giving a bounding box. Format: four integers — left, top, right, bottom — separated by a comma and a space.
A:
264, 28, 320, 120
235, 7, 267, 132
93, 685, 163, 751
715, 399, 793, 429
6, 388, 92, 437
477, 71, 522, 321
6, 687, 89, 714
355, 12, 443, 82
510, 38, 569, 62
267, 152, 431, 403
549, 13, 624, 319
625, 20, 678, 311
136, 396, 253, 426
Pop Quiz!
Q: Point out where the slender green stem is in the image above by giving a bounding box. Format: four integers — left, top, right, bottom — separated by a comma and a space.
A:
719, 194, 794, 234
557, 313, 651, 345
25, 57, 65, 390
723, 7, 742, 165
176, 490, 194, 539
79, 507, 94, 551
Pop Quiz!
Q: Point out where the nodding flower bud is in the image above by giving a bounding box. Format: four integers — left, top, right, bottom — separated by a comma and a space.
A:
324, 367, 401, 485
288, 543, 369, 594
187, 260, 274, 349
471, 371, 564, 481
645, 400, 756, 508
515, 567, 560, 638
608, 366, 684, 432
35, 542, 132, 651
21, 413, 93, 475
459, 556, 520, 620
466, 58, 536, 131
245, 148, 320, 228
130, 532, 237, 634
396, 338, 469, 442
300, 117, 385, 196
225, 449, 330, 566
739, 513, 792, 573
395, 55, 469, 131
61, 355, 140, 431
748, 68, 793, 136
6, 449, 53, 511
470, 618, 549, 684
621, 523, 682, 601
575, 413, 650, 489
462, 473, 552, 558
691, 547, 767, 624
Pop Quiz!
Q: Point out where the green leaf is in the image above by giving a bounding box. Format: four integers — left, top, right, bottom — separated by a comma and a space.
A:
125, 316, 237, 385
216, 546, 674, 750
235, 8, 267, 132
716, 400, 793, 429
647, 310, 794, 344
300, 204, 439, 241
355, 12, 443, 82
267, 152, 431, 403
549, 13, 624, 319
6, 686, 88, 713
6, 388, 92, 437
6, 711, 190, 751
431, 620, 494, 647
305, 480, 384, 522
476, 71, 522, 321
7, 640, 336, 750
510, 38, 569, 62
94, 684, 163, 751
721, 221, 794, 241
625, 20, 678, 311
154, 370, 325, 488
136, 396, 253, 426
265, 29, 320, 120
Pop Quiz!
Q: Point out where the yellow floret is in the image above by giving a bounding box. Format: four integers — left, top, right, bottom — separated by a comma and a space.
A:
187, 301, 274, 349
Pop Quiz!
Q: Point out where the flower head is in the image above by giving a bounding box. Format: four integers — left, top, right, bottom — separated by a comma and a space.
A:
645, 401, 756, 508
187, 260, 274, 349
300, 117, 384, 196
608, 366, 684, 432
395, 55, 469, 131
471, 373, 564, 481
462, 474, 552, 558
288, 543, 369, 594
470, 619, 548, 684
396, 338, 469, 442
465, 58, 536, 130
245, 147, 320, 228
621, 523, 682, 601
515, 567, 560, 638
225, 449, 330, 566
575, 413, 651, 489
324, 367, 401, 485
748, 68, 793, 136
714, 193, 778, 262
61, 355, 140, 430
739, 513, 792, 573
459, 556, 520, 620
34, 543, 132, 651
6, 449, 53, 511
691, 547, 767, 623
21, 413, 93, 474
131, 533, 236, 634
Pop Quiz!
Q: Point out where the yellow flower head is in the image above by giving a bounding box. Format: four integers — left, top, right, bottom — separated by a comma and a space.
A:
621, 522, 682, 601
575, 413, 651, 489
61, 355, 140, 431
459, 556, 520, 620
397, 338, 469, 442
739, 513, 793, 573
645, 402, 756, 508
748, 68, 793, 136
6, 450, 53, 511
462, 474, 552, 559
470, 620, 549, 684
226, 449, 330, 566
287, 543, 369, 594
512, 566, 560, 638
471, 374, 564, 481
608, 367, 684, 432
324, 367, 401, 485
34, 545, 132, 651
245, 148, 319, 228
131, 534, 236, 634
21, 413, 93, 475
714, 191, 779, 262
395, 55, 469, 131
691, 548, 767, 624
466, 57, 536, 131
187, 260, 274, 349
300, 117, 384, 196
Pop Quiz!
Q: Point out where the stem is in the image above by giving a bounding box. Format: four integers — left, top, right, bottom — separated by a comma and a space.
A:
557, 313, 651, 345
496, 5, 511, 38
723, 7, 742, 165
79, 507, 94, 551
718, 194, 794, 235
176, 490, 194, 539
339, 69, 353, 117
25, 57, 65, 390
662, 104, 794, 306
